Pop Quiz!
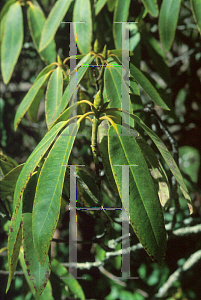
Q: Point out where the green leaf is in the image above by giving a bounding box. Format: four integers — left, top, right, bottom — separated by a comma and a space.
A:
6, 202, 22, 293
107, 0, 117, 12
32, 122, 79, 266
45, 66, 63, 129
51, 259, 85, 300
13, 121, 68, 222
141, 28, 171, 85
190, 0, 201, 34
141, 0, 158, 17
98, 120, 119, 194
0, 164, 24, 200
159, 0, 182, 52
0, 159, 15, 176
0, 0, 15, 21
39, 0, 73, 51
1, 2, 23, 84
136, 137, 170, 208
14, 72, 51, 131
22, 173, 51, 295
50, 102, 79, 129
61, 53, 95, 108
130, 63, 170, 110
19, 251, 54, 300
27, 2, 56, 64
113, 0, 131, 49
130, 114, 193, 214
95, 0, 107, 15
73, 0, 92, 54
108, 124, 166, 267
104, 64, 134, 127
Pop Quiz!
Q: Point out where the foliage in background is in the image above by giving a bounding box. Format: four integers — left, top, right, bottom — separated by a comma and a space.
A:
1, 0, 201, 299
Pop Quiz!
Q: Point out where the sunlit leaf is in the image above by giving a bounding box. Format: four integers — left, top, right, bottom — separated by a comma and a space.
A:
45, 66, 63, 129
1, 2, 23, 84
141, 0, 158, 17
159, 0, 182, 52
113, 0, 131, 49
27, 1, 56, 64
39, 0, 73, 51
108, 123, 166, 266
32, 122, 79, 266
73, 0, 92, 54
95, 0, 107, 15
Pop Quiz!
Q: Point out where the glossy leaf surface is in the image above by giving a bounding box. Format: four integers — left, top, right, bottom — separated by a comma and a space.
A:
32, 122, 79, 265
1, 2, 23, 84
45, 66, 63, 129
108, 124, 166, 266
159, 0, 182, 52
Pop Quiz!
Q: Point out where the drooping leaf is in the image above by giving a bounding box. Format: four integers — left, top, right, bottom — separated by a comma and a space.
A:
32, 122, 80, 266
159, 0, 182, 52
0, 159, 15, 176
45, 66, 63, 129
130, 63, 170, 110
108, 124, 167, 267
12, 121, 68, 222
51, 259, 85, 300
22, 173, 51, 295
130, 114, 193, 214
73, 0, 92, 54
19, 250, 54, 300
61, 53, 95, 108
6, 202, 22, 293
27, 1, 56, 64
95, 0, 107, 15
136, 137, 170, 208
14, 72, 52, 131
0, 164, 24, 200
1, 2, 23, 84
141, 28, 171, 85
190, 0, 201, 34
113, 0, 131, 49
141, 0, 158, 17
39, 0, 73, 51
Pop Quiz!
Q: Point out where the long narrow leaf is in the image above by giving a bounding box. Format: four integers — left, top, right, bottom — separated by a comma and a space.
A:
27, 2, 56, 64
108, 124, 167, 266
113, 0, 131, 49
14, 72, 51, 131
95, 0, 107, 15
159, 0, 182, 52
190, 0, 201, 34
73, 0, 92, 54
22, 174, 51, 295
13, 121, 68, 220
130, 63, 170, 110
32, 122, 80, 265
141, 0, 158, 17
45, 66, 63, 129
130, 114, 193, 214
1, 2, 23, 84
39, 0, 73, 51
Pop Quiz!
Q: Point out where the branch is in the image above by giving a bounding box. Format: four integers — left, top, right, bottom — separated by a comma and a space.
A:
153, 249, 201, 299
